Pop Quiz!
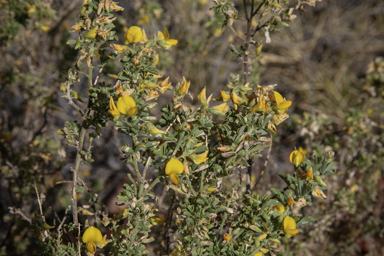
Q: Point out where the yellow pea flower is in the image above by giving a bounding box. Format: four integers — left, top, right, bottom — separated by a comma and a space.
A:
84, 26, 99, 39
176, 77, 190, 97
146, 122, 166, 135
111, 44, 128, 53
306, 167, 314, 180
108, 97, 120, 119
283, 216, 299, 238
273, 91, 292, 114
272, 205, 285, 214
312, 186, 327, 199
190, 151, 208, 164
159, 77, 171, 94
287, 197, 296, 207
223, 233, 231, 242
165, 158, 184, 185
231, 92, 244, 105
250, 97, 266, 113
255, 248, 269, 256
124, 26, 143, 44
82, 226, 103, 254
290, 150, 304, 167
211, 103, 229, 115
150, 217, 166, 225
110, 1, 124, 11
117, 95, 138, 118
198, 87, 207, 107
158, 28, 178, 49
298, 146, 307, 155
221, 91, 231, 101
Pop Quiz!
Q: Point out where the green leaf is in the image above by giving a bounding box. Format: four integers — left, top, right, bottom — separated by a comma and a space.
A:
296, 216, 315, 226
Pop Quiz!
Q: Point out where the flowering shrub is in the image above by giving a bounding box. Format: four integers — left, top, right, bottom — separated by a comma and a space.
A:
2, 0, 354, 255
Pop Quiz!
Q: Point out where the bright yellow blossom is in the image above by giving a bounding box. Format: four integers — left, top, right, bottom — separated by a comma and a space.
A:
159, 77, 171, 94
287, 197, 296, 207
223, 233, 231, 242
124, 26, 143, 44
165, 158, 184, 185
306, 167, 314, 180
283, 216, 299, 238
272, 205, 285, 214
82, 226, 102, 254
231, 92, 244, 105
108, 97, 120, 119
84, 26, 99, 39
273, 91, 292, 114
117, 95, 138, 118
158, 28, 178, 49
176, 77, 190, 97
211, 103, 229, 115
290, 150, 304, 167
190, 151, 208, 164
150, 217, 166, 225
220, 91, 231, 101
111, 44, 128, 53
198, 87, 208, 107
251, 97, 266, 113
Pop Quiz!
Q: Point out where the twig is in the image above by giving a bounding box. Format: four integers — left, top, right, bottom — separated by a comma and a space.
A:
251, 0, 267, 17
253, 132, 273, 189
34, 180, 44, 216
251, 17, 274, 36
163, 191, 176, 254
8, 207, 31, 224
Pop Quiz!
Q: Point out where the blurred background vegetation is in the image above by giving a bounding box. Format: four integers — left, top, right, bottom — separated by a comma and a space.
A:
0, 0, 383, 255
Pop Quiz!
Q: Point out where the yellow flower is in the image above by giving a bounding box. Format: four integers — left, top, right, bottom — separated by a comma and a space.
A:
198, 87, 207, 107
165, 158, 184, 185
177, 77, 190, 97
190, 151, 208, 164
221, 91, 231, 101
82, 226, 102, 254
231, 92, 244, 105
111, 44, 128, 53
223, 233, 231, 242
306, 167, 313, 180
255, 249, 269, 256
158, 28, 178, 49
283, 216, 299, 238
150, 217, 166, 225
287, 197, 296, 207
124, 26, 143, 44
273, 91, 292, 114
117, 95, 138, 118
159, 77, 171, 94
211, 103, 229, 115
84, 26, 99, 39
289, 150, 304, 167
272, 205, 285, 214
110, 1, 124, 11
312, 186, 327, 199
146, 122, 166, 135
108, 97, 120, 119
250, 97, 266, 113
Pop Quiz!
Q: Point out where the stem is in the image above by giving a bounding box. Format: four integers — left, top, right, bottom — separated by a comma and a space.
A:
253, 132, 273, 189
72, 127, 86, 227
184, 175, 197, 197
243, 6, 252, 85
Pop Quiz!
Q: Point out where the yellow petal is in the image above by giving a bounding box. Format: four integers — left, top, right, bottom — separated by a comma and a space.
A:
273, 91, 284, 105
306, 167, 313, 180
272, 205, 285, 214
287, 197, 296, 207
86, 242, 97, 253
84, 26, 99, 39
198, 87, 207, 107
108, 97, 120, 119
312, 186, 327, 199
221, 91, 231, 101
124, 26, 143, 44
82, 226, 102, 244
283, 216, 299, 237
231, 92, 243, 104
147, 122, 166, 134
165, 158, 184, 175
169, 173, 180, 185
117, 95, 137, 117
150, 217, 166, 225
223, 233, 231, 242
289, 150, 304, 167
212, 103, 229, 115
191, 151, 208, 164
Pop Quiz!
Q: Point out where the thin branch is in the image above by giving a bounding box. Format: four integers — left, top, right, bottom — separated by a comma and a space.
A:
163, 191, 176, 255
93, 65, 104, 87
243, 0, 250, 21
251, 17, 274, 36
253, 132, 273, 189
251, 0, 267, 17
8, 207, 31, 224
34, 180, 43, 216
